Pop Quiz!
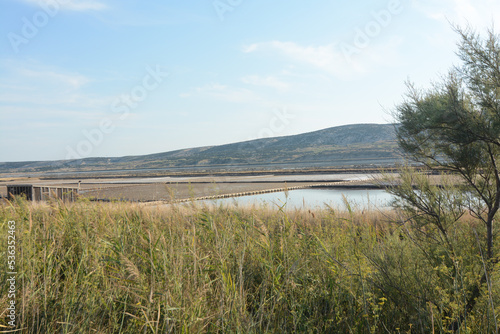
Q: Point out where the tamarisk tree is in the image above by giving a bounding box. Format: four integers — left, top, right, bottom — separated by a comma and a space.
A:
392, 26, 500, 330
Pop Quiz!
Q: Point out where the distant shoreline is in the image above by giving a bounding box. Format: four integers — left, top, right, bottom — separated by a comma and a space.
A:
1, 165, 402, 181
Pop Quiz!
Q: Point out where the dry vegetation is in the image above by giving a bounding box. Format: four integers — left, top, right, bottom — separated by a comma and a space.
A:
0, 197, 498, 333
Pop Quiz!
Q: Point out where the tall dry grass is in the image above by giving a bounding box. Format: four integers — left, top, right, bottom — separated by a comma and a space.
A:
0, 197, 497, 333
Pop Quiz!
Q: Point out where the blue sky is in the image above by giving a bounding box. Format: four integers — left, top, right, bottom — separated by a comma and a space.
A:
1, 0, 499, 162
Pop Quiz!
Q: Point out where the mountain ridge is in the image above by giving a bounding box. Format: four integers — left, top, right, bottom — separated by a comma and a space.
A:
0, 123, 400, 173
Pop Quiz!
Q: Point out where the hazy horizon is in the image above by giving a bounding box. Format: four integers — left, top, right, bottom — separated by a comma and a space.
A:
1, 0, 499, 162
1, 122, 395, 163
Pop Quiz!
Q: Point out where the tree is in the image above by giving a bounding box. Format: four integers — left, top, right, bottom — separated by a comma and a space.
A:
391, 26, 500, 331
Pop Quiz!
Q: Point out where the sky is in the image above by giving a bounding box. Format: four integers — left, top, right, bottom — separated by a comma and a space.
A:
1, 0, 500, 162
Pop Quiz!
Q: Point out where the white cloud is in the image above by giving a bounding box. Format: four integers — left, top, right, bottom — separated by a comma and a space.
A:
245, 41, 347, 73
243, 41, 355, 79
242, 39, 403, 80
18, 0, 107, 11
241, 75, 290, 91
0, 59, 109, 111
19, 68, 90, 89
241, 44, 258, 53
0, 105, 104, 122
412, 0, 500, 29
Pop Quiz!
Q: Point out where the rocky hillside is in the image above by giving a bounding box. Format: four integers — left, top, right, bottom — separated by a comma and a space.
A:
0, 123, 400, 173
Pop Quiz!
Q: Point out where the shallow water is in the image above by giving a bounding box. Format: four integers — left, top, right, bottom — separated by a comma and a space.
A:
200, 188, 394, 210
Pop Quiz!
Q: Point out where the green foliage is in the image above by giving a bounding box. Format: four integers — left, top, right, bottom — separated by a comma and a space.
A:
392, 26, 500, 332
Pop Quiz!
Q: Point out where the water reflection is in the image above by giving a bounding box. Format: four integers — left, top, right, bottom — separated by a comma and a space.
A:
201, 188, 394, 210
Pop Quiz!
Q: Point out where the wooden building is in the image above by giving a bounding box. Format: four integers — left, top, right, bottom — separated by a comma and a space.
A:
7, 185, 79, 202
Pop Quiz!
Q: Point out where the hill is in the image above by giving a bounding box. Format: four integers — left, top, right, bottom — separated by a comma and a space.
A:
0, 123, 400, 174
